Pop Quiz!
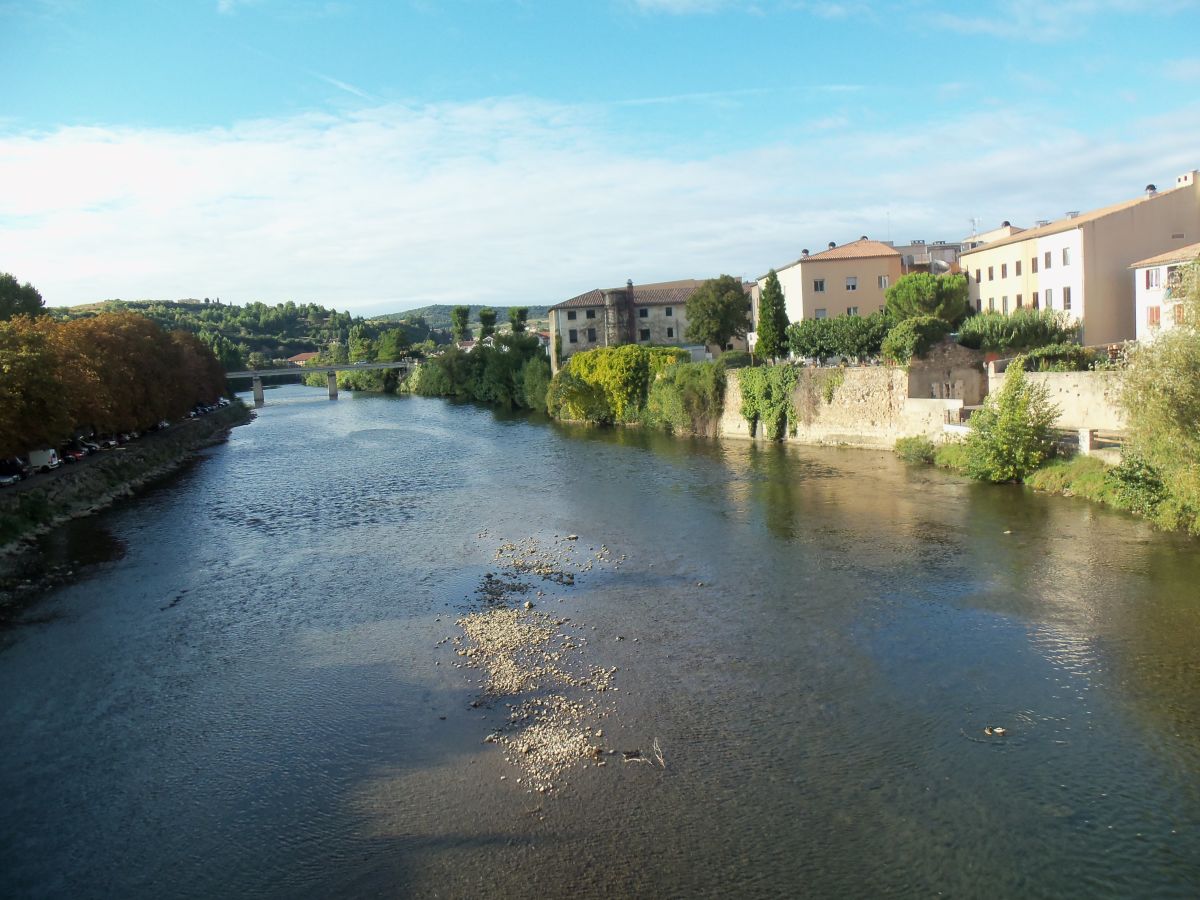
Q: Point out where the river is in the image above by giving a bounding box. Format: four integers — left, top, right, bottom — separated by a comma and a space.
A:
2, 384, 1198, 898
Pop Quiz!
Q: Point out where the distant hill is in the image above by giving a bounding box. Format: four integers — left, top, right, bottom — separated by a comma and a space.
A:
372, 304, 550, 330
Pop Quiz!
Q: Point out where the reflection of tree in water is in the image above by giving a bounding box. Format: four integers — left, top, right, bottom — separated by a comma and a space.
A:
748, 443, 808, 541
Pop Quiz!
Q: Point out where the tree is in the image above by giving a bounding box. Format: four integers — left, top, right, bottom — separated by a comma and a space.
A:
450, 305, 472, 342
0, 273, 45, 321
755, 271, 789, 361
478, 307, 497, 340
962, 358, 1059, 482
375, 327, 410, 362
509, 307, 529, 334
884, 273, 968, 324
685, 275, 750, 350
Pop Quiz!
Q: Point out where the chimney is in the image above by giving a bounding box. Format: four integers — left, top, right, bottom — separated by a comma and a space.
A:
802, 249, 809, 257
828, 241, 837, 249
1066, 211, 1080, 219
1145, 184, 1157, 196
1001, 220, 1011, 227
1036, 219, 1050, 227
859, 235, 868, 241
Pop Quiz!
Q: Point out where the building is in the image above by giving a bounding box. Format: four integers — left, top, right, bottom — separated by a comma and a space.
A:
962, 221, 1025, 252
548, 279, 746, 373
959, 170, 1200, 344
891, 239, 963, 273
758, 237, 903, 326
287, 351, 319, 366
1130, 241, 1200, 342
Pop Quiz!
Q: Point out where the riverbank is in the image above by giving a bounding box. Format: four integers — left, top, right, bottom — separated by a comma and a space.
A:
0, 403, 253, 559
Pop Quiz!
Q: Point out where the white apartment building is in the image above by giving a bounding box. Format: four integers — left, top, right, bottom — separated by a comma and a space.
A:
1130, 241, 1199, 342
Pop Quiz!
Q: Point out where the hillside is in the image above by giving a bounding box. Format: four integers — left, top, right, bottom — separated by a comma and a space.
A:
372, 304, 550, 330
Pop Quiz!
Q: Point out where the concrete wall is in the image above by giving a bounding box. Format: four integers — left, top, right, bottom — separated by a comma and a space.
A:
719, 366, 963, 448
988, 369, 1126, 431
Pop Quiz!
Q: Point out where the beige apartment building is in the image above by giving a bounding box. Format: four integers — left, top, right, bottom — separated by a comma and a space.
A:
960, 170, 1200, 345
549, 278, 743, 374
759, 237, 903, 326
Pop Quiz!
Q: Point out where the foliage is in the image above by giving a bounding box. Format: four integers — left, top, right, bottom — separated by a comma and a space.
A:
478, 307, 497, 340
755, 270, 789, 361
0, 273, 46, 321
933, 440, 969, 473
956, 308, 1079, 353
450, 306, 472, 343
1120, 311, 1200, 534
894, 436, 936, 464
509, 307, 529, 334
881, 316, 951, 364
1105, 451, 1169, 517
821, 368, 845, 404
685, 274, 751, 349
884, 273, 968, 324
0, 311, 227, 456
1018, 342, 1098, 372
406, 334, 547, 411
545, 370, 613, 424
738, 364, 798, 441
519, 355, 551, 411
642, 361, 726, 435
554, 345, 689, 423
720, 349, 752, 369
788, 311, 890, 362
961, 359, 1059, 482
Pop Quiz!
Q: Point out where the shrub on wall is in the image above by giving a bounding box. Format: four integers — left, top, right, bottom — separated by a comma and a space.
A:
1018, 343, 1099, 372
957, 308, 1079, 353
881, 316, 951, 365
642, 361, 726, 435
545, 369, 613, 423
738, 364, 798, 440
720, 349, 752, 369
545, 345, 690, 424
961, 359, 1059, 482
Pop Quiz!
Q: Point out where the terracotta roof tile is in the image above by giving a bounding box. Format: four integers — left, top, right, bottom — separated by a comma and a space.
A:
550, 279, 707, 310
771, 238, 901, 275
1129, 241, 1200, 269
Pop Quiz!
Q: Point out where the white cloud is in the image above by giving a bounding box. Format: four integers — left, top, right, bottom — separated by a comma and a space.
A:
938, 0, 1197, 41
2, 98, 1199, 313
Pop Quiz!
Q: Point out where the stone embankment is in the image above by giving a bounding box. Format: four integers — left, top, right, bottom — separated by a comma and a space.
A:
0, 403, 253, 558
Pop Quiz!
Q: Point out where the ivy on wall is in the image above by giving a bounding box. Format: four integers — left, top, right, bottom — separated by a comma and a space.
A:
738, 364, 798, 440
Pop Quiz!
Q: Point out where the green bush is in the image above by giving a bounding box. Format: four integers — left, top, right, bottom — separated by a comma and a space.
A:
787, 311, 890, 362
934, 440, 969, 473
547, 345, 690, 424
961, 359, 1060, 482
957, 308, 1079, 353
894, 436, 936, 464
519, 356, 551, 412
545, 369, 613, 423
738, 364, 797, 440
881, 316, 951, 365
1019, 343, 1098, 372
1105, 451, 1168, 516
720, 349, 752, 369
642, 361, 726, 435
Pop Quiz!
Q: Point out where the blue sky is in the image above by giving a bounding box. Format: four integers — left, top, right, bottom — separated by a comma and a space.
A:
3, 0, 1199, 313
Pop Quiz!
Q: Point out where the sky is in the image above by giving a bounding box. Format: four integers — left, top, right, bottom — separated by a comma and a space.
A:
2, 0, 1200, 316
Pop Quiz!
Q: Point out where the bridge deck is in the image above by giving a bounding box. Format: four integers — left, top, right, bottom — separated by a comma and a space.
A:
226, 360, 416, 379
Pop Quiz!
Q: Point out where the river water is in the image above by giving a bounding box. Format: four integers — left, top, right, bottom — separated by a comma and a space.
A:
2, 384, 1198, 898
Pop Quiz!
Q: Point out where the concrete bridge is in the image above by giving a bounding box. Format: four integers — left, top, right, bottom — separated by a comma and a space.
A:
226, 360, 417, 406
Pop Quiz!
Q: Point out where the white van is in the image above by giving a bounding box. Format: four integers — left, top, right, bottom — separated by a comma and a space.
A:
29, 449, 60, 472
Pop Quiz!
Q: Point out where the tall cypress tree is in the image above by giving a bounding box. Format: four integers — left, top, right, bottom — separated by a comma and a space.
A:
756, 270, 789, 361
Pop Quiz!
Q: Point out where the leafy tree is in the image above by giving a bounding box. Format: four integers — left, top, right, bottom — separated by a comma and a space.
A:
509, 307, 529, 334
450, 305, 472, 342
755, 271, 789, 361
787, 318, 840, 362
957, 308, 1079, 353
685, 275, 750, 349
375, 327, 410, 362
478, 307, 497, 340
0, 273, 45, 321
881, 316, 951, 364
884, 273, 968, 325
962, 358, 1059, 482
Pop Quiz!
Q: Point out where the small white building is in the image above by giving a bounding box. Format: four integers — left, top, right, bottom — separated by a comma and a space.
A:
1130, 241, 1199, 342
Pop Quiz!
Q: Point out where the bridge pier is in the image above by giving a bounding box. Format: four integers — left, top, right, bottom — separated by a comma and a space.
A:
327, 371, 338, 400
252, 376, 265, 407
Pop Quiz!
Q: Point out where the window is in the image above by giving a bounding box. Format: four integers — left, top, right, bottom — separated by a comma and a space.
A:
639, 328, 650, 341
1032, 291, 1039, 309
667, 326, 674, 338
638, 307, 648, 318
568, 329, 578, 343
1031, 256, 1039, 274
877, 275, 889, 289
845, 277, 857, 292
814, 278, 826, 293
1062, 247, 1071, 265
1044, 251, 1052, 270
815, 308, 828, 319
586, 309, 596, 319
1062, 286, 1071, 311
1016, 294, 1023, 308
1002, 296, 1009, 314
1001, 263, 1008, 278
975, 269, 981, 284
665, 307, 673, 317
587, 327, 596, 342
1146, 268, 1162, 289
847, 306, 859, 316
1045, 288, 1053, 308
567, 310, 577, 320
1015, 260, 1022, 276
1148, 306, 1161, 327
976, 299, 982, 312
988, 298, 995, 311
988, 266, 994, 281
1175, 304, 1186, 325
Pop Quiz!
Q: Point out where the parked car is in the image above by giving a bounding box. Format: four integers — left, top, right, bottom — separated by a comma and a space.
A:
0, 472, 20, 487
0, 458, 31, 480
28, 449, 60, 472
